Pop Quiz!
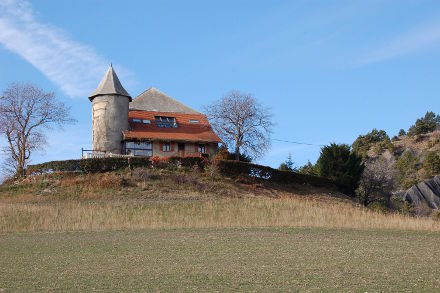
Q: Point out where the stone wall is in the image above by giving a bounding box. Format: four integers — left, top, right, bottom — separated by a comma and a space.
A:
92, 95, 130, 154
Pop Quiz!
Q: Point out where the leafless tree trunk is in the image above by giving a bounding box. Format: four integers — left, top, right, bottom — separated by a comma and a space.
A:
0, 83, 76, 177
356, 157, 396, 207
205, 90, 273, 161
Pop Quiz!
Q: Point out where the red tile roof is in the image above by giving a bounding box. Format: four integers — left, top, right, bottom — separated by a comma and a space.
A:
123, 110, 222, 143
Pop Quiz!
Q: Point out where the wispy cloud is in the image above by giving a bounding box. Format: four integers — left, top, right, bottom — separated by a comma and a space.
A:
360, 19, 440, 65
0, 0, 129, 97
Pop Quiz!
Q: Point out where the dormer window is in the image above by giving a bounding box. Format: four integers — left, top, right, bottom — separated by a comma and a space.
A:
189, 119, 199, 123
155, 116, 178, 128
133, 118, 141, 123
142, 119, 151, 124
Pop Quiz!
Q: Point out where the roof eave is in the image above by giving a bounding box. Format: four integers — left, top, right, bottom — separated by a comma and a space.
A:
89, 93, 133, 102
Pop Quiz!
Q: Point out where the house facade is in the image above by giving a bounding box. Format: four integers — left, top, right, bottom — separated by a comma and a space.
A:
88, 65, 221, 158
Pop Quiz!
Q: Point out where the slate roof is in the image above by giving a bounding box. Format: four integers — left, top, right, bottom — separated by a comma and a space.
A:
89, 65, 132, 101
130, 87, 199, 114
123, 110, 222, 143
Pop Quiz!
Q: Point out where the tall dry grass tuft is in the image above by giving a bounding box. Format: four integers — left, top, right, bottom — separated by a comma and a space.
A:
1, 197, 439, 233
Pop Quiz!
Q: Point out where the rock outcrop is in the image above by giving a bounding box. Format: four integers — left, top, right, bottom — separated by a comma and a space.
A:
403, 175, 440, 209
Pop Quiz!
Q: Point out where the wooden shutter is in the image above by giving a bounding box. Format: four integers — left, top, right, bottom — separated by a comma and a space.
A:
195, 143, 199, 152
170, 142, 174, 152
206, 144, 209, 154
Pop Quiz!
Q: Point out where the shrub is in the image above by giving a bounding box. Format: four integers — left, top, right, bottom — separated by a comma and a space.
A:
131, 168, 150, 181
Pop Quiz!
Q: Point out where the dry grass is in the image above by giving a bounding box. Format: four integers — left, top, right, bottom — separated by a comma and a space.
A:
1, 170, 439, 233
1, 196, 439, 233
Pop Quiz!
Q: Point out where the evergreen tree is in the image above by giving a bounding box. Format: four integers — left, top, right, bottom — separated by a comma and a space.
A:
407, 111, 440, 136
396, 151, 418, 189
278, 153, 296, 172
423, 151, 440, 178
352, 129, 390, 160
315, 143, 364, 196
298, 161, 316, 176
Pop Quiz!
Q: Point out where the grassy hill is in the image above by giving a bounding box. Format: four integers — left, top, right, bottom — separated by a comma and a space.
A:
2, 166, 440, 291
1, 167, 438, 233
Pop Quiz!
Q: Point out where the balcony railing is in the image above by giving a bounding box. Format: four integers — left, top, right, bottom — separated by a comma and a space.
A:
81, 148, 208, 159
81, 149, 133, 159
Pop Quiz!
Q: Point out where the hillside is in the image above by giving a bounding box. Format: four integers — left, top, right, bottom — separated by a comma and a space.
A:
3, 163, 440, 292
356, 128, 440, 212
1, 167, 439, 233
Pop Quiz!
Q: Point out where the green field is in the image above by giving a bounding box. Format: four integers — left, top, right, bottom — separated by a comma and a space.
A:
1, 227, 440, 292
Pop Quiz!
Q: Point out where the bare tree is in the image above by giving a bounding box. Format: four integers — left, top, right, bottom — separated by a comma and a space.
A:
357, 157, 396, 207
0, 83, 76, 177
205, 90, 273, 160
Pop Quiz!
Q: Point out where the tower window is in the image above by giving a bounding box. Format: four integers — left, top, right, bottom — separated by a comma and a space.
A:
189, 119, 199, 123
143, 119, 151, 124
132, 118, 141, 123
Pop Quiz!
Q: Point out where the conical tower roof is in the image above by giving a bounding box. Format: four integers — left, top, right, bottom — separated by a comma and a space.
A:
89, 65, 132, 101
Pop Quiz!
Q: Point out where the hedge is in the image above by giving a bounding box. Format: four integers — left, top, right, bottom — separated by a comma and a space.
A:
217, 160, 336, 189
26, 157, 152, 175
26, 156, 336, 190
26, 156, 207, 175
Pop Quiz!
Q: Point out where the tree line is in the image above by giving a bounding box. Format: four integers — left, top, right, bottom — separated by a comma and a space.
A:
277, 111, 440, 210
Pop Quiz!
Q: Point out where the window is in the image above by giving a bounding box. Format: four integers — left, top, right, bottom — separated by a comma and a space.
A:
162, 142, 171, 152
155, 116, 178, 128
189, 119, 199, 123
124, 141, 152, 157
142, 119, 151, 124
132, 118, 142, 123
198, 144, 206, 154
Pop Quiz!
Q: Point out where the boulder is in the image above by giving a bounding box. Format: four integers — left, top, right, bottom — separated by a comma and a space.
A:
403, 175, 440, 209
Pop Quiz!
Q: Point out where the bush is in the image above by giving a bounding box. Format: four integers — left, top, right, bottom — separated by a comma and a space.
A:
217, 160, 336, 189
131, 168, 151, 181
315, 143, 364, 196
407, 111, 440, 136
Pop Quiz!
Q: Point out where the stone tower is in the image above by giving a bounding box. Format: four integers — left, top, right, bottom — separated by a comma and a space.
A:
89, 65, 132, 154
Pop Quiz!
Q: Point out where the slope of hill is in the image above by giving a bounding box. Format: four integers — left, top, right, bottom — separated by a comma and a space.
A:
1, 167, 439, 233
358, 129, 440, 212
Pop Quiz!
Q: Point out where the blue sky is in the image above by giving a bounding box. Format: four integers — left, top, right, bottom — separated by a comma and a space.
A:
1, 0, 440, 170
